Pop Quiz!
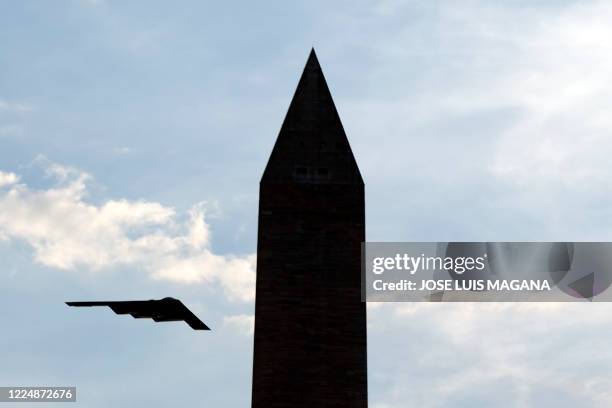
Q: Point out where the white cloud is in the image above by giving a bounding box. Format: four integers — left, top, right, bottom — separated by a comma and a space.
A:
343, 4, 612, 405
368, 302, 612, 407
0, 160, 255, 302
353, 1, 612, 191
223, 314, 254, 336
327, 0, 612, 242
472, 3, 612, 188
0, 172, 19, 188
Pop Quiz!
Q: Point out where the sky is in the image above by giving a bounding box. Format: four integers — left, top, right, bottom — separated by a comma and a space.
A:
2, 0, 612, 406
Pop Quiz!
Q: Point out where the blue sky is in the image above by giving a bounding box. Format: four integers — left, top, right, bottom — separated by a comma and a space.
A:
3, 0, 612, 407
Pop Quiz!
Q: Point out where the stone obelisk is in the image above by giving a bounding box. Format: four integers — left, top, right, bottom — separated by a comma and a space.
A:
252, 49, 367, 408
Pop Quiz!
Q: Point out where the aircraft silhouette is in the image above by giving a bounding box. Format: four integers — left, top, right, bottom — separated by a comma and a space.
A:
66, 297, 210, 330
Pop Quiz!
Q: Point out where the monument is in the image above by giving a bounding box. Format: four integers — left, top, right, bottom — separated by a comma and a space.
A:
251, 49, 367, 407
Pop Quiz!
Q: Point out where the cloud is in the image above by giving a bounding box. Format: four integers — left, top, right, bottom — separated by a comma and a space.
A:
223, 314, 255, 336
0, 172, 19, 188
343, 4, 612, 405
324, 0, 612, 242
463, 2, 612, 189
368, 302, 612, 407
0, 159, 255, 302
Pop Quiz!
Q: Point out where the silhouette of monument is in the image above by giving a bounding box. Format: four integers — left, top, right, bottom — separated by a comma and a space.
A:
252, 49, 367, 407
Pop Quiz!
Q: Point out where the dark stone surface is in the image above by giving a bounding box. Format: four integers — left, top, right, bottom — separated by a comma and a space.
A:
252, 50, 367, 408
